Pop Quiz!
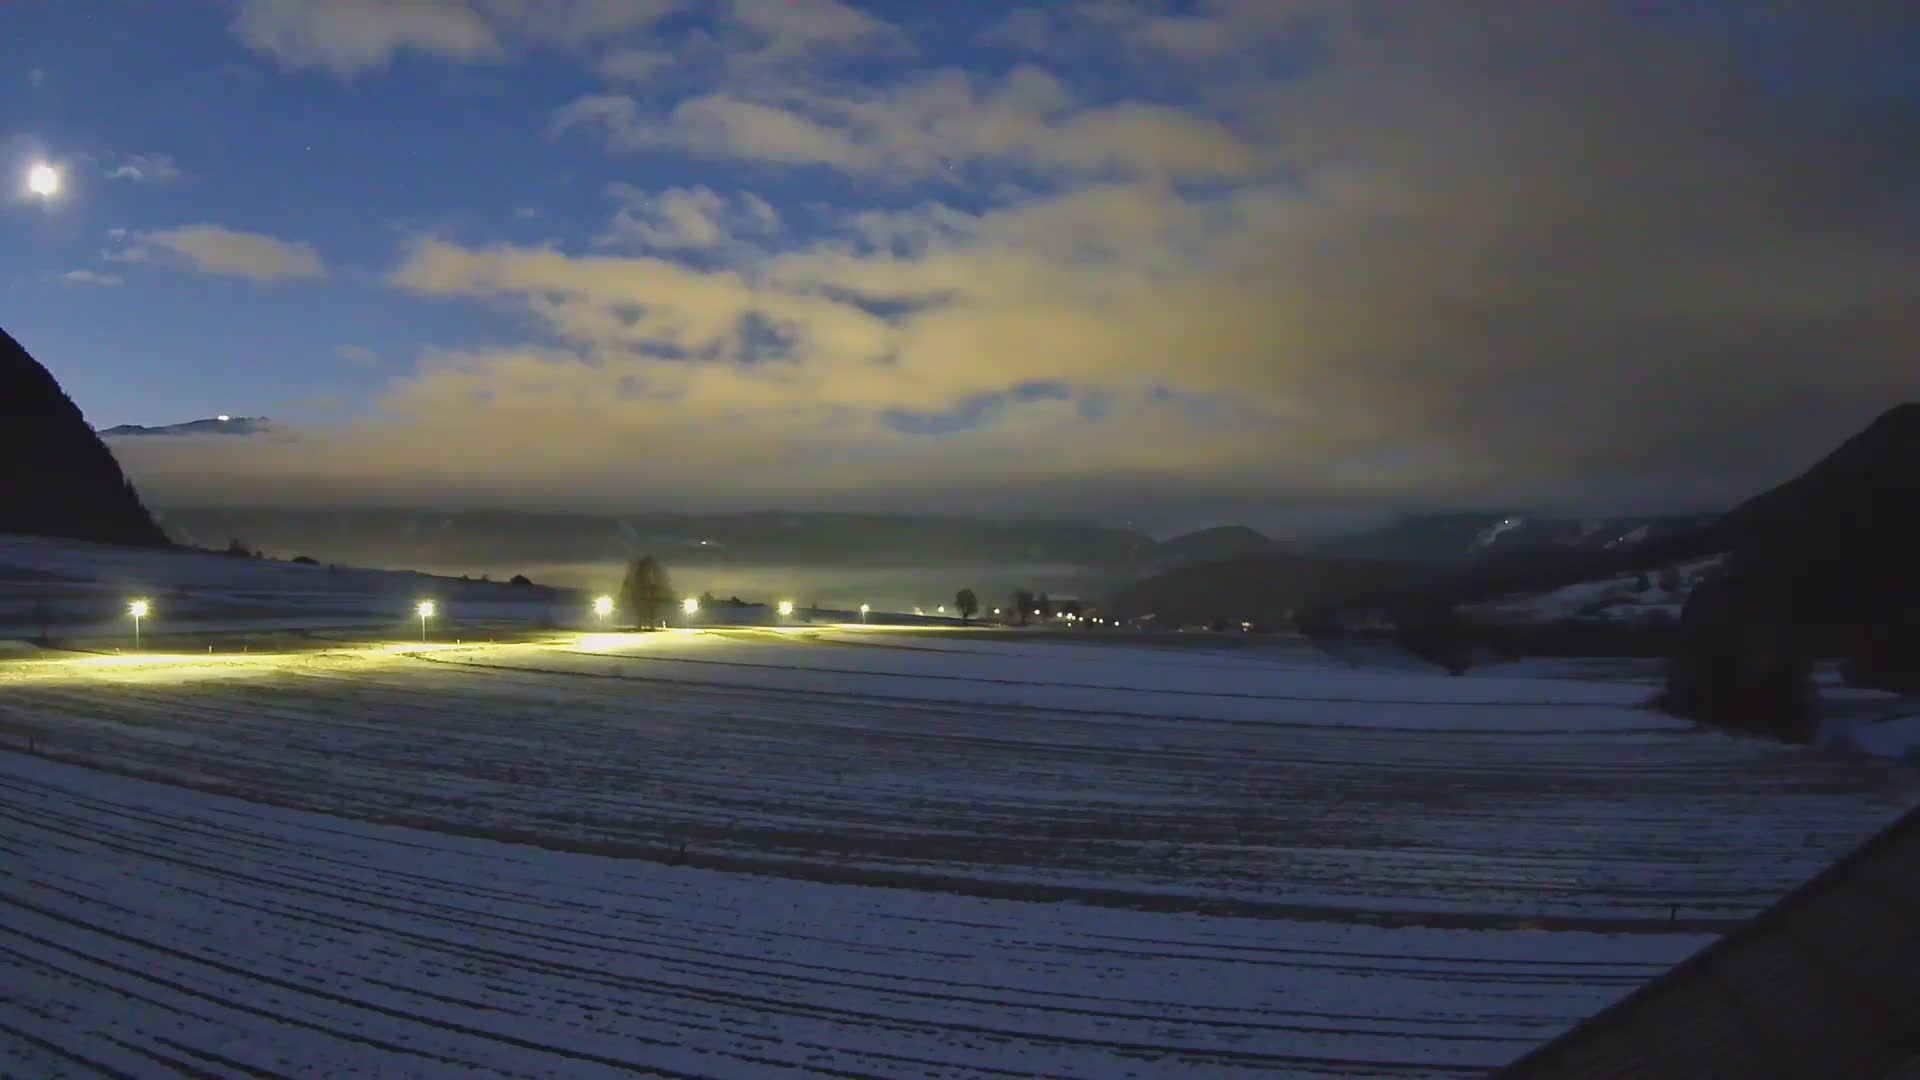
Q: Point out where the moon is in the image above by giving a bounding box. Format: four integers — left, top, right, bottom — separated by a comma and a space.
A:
27, 163, 60, 198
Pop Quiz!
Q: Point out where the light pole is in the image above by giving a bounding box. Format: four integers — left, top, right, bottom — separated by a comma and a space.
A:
777, 600, 794, 620
860, 603, 869, 624
682, 596, 699, 629
417, 600, 435, 643
594, 595, 614, 627
128, 599, 149, 651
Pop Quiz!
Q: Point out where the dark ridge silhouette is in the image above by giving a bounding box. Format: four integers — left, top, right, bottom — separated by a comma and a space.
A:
1103, 554, 1448, 630
99, 416, 271, 437
1152, 525, 1285, 566
1682, 402, 1920, 697
0, 325, 170, 548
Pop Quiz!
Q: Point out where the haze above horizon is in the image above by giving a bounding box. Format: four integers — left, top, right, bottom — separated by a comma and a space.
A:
5, 1, 1919, 534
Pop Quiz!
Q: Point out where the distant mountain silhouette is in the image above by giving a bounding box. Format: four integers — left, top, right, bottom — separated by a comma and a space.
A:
1152, 525, 1285, 566
1103, 554, 1448, 629
100, 416, 272, 437
0, 325, 169, 548
1303, 511, 1719, 566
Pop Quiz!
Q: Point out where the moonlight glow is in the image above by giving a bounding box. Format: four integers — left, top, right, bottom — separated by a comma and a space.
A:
26, 163, 60, 197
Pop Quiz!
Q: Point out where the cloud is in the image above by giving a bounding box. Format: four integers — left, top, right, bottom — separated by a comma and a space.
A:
114, 225, 328, 282
46, 270, 123, 287
721, 0, 904, 67
231, 0, 684, 76
335, 345, 380, 365
552, 66, 1258, 180
599, 183, 780, 252
596, 47, 674, 83
232, 0, 503, 76
127, 3, 1920, 527
107, 153, 183, 183
986, 0, 1312, 63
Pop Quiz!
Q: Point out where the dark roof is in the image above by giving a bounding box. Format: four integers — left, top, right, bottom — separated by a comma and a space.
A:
1497, 802, 1920, 1078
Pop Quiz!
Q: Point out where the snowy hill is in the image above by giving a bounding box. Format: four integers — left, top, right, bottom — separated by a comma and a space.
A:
0, 532, 571, 640
1460, 555, 1728, 629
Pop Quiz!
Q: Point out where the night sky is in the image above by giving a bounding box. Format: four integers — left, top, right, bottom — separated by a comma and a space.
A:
4, 1, 1919, 533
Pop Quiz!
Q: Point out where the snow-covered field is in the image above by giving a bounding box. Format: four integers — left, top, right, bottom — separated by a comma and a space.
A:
3, 615, 1917, 1076
1460, 555, 1727, 628
0, 533, 576, 639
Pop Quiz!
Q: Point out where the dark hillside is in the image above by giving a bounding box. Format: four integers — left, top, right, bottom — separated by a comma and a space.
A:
0, 325, 169, 548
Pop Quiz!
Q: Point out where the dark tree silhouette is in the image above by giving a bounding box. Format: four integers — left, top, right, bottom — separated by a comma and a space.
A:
1010, 588, 1036, 626
619, 556, 675, 629
509, 573, 533, 587
0, 325, 169, 548
955, 588, 979, 623
1655, 573, 1816, 742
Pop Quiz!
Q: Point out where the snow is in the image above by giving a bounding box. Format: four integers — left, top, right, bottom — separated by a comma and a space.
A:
1469, 516, 1526, 550
0, 533, 570, 637
0, 752, 1702, 1078
1461, 555, 1725, 627
3, 537, 1918, 1074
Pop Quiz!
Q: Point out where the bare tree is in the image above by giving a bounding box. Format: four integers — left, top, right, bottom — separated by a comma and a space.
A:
955, 588, 979, 623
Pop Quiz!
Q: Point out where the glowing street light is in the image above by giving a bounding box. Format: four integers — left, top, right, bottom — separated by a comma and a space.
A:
593, 595, 614, 626
936, 605, 945, 614
860, 603, 869, 624
128, 599, 149, 650
682, 596, 699, 628
417, 600, 436, 642
777, 600, 794, 618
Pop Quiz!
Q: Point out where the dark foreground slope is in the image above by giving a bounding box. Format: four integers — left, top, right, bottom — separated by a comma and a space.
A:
1665, 402, 1920, 707
0, 325, 169, 548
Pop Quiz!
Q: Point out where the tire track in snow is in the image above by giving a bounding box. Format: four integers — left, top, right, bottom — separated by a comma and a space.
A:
3, 754, 1540, 1075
